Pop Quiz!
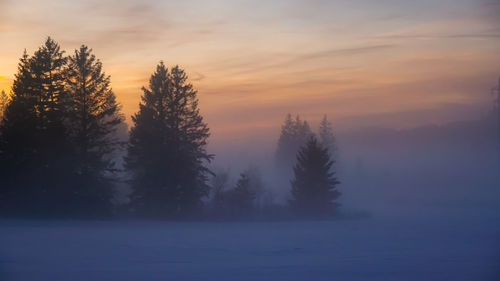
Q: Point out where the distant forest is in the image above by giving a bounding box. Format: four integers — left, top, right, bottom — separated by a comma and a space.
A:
0, 38, 342, 219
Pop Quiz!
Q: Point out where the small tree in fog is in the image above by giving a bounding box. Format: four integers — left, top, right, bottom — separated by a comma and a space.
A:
290, 136, 340, 217
319, 114, 337, 158
126, 62, 212, 218
65, 45, 125, 215
210, 170, 230, 216
275, 114, 313, 174
227, 172, 256, 218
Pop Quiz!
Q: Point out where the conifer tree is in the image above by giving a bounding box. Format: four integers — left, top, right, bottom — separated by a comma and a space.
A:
319, 114, 337, 158
210, 170, 229, 216
0, 51, 39, 210
227, 172, 256, 218
65, 45, 125, 214
126, 62, 212, 218
289, 136, 340, 217
275, 114, 313, 177
0, 38, 76, 216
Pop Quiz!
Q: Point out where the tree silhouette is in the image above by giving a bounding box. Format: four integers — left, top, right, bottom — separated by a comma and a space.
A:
319, 114, 337, 159
226, 172, 256, 218
65, 45, 125, 215
289, 136, 340, 217
126, 62, 212, 218
275, 114, 313, 176
210, 169, 230, 217
0, 38, 75, 216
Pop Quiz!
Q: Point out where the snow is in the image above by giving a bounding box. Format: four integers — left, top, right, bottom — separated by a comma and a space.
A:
1, 210, 499, 281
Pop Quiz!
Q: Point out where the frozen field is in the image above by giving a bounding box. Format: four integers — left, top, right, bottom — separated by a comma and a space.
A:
1, 210, 499, 281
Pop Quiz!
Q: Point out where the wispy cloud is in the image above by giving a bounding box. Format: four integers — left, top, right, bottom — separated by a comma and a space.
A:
209, 44, 396, 76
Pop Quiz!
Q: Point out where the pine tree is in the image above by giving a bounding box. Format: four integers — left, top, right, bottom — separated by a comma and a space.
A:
0, 51, 39, 211
0, 38, 75, 216
210, 169, 229, 216
126, 62, 212, 218
275, 114, 313, 179
319, 114, 337, 158
289, 136, 340, 217
227, 172, 256, 218
65, 45, 125, 215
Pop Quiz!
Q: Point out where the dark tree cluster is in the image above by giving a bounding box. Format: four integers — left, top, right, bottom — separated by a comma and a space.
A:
274, 114, 341, 217
0, 37, 341, 220
0, 38, 124, 217
209, 169, 262, 220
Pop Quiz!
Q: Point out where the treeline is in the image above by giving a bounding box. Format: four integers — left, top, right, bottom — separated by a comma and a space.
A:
208, 114, 341, 220
0, 37, 341, 220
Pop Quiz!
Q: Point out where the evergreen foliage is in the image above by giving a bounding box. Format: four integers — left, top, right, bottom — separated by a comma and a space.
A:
0, 38, 124, 217
290, 136, 341, 217
126, 62, 212, 218
65, 45, 125, 215
319, 114, 337, 159
226, 173, 256, 218
275, 114, 313, 174
0, 38, 75, 216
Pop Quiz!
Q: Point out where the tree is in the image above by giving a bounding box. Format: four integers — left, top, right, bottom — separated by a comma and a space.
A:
226, 172, 256, 219
65, 45, 125, 215
319, 114, 337, 159
0, 51, 39, 212
126, 62, 212, 218
289, 136, 340, 217
0, 38, 75, 216
275, 114, 313, 173
210, 169, 230, 217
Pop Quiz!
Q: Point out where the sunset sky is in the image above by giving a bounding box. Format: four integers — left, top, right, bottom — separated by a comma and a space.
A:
1, 0, 499, 142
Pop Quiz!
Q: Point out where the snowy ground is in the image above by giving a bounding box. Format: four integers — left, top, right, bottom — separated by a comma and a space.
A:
1, 210, 499, 281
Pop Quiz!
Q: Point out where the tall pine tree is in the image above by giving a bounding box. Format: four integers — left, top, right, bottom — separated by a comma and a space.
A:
0, 38, 75, 216
65, 45, 125, 215
0, 51, 39, 211
126, 62, 212, 218
289, 136, 340, 217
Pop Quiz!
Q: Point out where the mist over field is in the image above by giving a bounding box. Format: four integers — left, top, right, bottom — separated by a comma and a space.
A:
208, 113, 500, 214
1, 0, 500, 280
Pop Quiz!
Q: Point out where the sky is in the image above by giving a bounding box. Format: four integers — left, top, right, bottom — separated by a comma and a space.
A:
1, 0, 499, 143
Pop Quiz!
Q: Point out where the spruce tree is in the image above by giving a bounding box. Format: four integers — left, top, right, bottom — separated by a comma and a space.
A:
289, 136, 340, 217
0, 38, 74, 215
319, 114, 337, 158
0, 51, 39, 211
227, 172, 256, 218
65, 45, 125, 215
275, 114, 313, 182
126, 62, 212, 218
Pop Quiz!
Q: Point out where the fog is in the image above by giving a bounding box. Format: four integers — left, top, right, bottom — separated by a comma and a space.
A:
207, 111, 500, 217
2, 107, 499, 281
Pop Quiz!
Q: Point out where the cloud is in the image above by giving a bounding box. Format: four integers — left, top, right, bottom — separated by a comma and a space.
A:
214, 44, 396, 76
336, 101, 488, 130
191, 72, 206, 82
376, 32, 500, 40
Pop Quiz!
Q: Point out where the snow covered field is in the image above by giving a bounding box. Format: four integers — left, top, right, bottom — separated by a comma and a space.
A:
1, 210, 499, 281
